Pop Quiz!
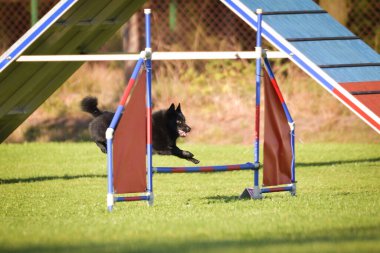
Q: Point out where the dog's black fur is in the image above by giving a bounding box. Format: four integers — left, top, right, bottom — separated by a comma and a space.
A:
81, 96, 199, 164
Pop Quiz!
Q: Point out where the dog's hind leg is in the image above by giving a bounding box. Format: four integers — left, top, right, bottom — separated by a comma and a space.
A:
96, 141, 107, 153
154, 150, 173, 155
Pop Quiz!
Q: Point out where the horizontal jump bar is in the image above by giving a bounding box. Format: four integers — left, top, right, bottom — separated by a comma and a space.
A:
115, 195, 150, 202
263, 10, 327, 15
16, 51, 288, 62
154, 162, 259, 173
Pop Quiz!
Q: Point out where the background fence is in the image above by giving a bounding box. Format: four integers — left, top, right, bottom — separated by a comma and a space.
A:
1, 0, 379, 143
1, 0, 379, 54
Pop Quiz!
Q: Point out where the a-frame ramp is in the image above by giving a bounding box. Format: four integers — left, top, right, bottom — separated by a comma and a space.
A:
221, 0, 380, 134
0, 0, 146, 143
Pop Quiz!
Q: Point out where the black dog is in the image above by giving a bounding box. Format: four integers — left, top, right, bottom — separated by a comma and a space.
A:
81, 97, 199, 164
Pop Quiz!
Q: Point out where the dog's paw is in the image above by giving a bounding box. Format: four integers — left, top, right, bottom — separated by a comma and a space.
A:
189, 158, 200, 164
182, 150, 194, 158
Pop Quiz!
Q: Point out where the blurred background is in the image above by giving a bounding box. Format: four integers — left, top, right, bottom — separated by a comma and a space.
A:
0, 0, 379, 144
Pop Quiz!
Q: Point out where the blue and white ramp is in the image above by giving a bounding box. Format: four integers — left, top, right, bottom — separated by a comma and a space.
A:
221, 0, 380, 134
0, 0, 146, 143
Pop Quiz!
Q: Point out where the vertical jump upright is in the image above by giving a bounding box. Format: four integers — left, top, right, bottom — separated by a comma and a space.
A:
241, 9, 296, 199
106, 8, 296, 210
145, 9, 154, 206
252, 9, 263, 199
106, 9, 153, 211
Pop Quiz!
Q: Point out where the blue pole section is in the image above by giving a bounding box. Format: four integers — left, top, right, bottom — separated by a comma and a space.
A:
291, 128, 295, 182
261, 185, 293, 193
145, 9, 151, 48
144, 9, 154, 206
290, 127, 296, 196
253, 9, 263, 199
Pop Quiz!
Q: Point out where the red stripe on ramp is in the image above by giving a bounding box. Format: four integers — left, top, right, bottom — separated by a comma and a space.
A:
333, 88, 380, 131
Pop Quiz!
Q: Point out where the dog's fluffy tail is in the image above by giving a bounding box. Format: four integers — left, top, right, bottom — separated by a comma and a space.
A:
80, 96, 102, 117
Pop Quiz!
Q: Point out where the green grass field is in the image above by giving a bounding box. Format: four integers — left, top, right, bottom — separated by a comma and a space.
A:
0, 142, 379, 253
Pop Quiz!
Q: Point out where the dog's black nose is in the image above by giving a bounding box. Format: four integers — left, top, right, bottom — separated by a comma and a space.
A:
185, 126, 191, 132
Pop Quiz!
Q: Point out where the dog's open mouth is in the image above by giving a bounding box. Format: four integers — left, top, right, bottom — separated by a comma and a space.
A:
178, 129, 187, 137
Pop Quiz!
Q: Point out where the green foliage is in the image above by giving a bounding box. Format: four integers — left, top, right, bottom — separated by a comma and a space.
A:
0, 143, 379, 253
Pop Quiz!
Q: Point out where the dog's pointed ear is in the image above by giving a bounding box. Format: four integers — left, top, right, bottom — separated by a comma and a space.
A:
168, 103, 175, 112
176, 103, 182, 112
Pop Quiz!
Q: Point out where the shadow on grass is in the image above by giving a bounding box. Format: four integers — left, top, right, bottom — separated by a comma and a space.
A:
296, 157, 380, 168
0, 225, 378, 253
0, 174, 106, 185
204, 195, 241, 203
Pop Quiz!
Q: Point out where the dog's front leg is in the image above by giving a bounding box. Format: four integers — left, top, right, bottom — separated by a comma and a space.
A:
172, 146, 200, 164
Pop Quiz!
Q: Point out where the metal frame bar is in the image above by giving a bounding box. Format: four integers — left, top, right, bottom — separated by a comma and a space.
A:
261, 185, 293, 193
115, 195, 150, 202
351, 90, 380, 95
262, 10, 327, 15
319, 63, 380, 68
286, 36, 360, 42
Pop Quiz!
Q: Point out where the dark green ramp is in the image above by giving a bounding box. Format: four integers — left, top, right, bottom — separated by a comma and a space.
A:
0, 0, 146, 142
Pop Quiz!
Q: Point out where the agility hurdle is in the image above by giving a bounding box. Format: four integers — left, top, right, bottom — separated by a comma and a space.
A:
240, 10, 296, 199
104, 9, 296, 211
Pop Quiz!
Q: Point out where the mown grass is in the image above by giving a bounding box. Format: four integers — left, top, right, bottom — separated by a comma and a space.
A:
0, 142, 379, 253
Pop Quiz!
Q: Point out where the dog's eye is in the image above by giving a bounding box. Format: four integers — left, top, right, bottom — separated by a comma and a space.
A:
176, 120, 181, 124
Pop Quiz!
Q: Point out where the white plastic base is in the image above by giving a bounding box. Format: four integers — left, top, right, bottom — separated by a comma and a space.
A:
147, 192, 154, 206
107, 193, 114, 211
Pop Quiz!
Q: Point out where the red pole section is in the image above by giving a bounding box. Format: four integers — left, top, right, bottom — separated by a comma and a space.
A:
119, 57, 144, 106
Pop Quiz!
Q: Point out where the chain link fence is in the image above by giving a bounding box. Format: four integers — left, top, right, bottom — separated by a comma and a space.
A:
0, 0, 379, 54
0, 0, 59, 51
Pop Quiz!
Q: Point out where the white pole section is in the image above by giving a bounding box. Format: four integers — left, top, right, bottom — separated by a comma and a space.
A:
16, 51, 288, 62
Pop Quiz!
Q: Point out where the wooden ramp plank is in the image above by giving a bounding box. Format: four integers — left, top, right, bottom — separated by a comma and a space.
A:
0, 0, 147, 143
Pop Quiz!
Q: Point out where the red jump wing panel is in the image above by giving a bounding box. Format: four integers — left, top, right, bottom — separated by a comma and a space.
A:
113, 72, 147, 194
263, 69, 292, 187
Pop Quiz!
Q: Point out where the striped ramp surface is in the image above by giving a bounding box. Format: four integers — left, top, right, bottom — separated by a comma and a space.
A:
0, 0, 147, 143
221, 0, 380, 134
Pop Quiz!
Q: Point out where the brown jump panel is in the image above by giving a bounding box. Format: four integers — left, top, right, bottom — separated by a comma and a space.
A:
263, 70, 292, 187
113, 72, 147, 194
